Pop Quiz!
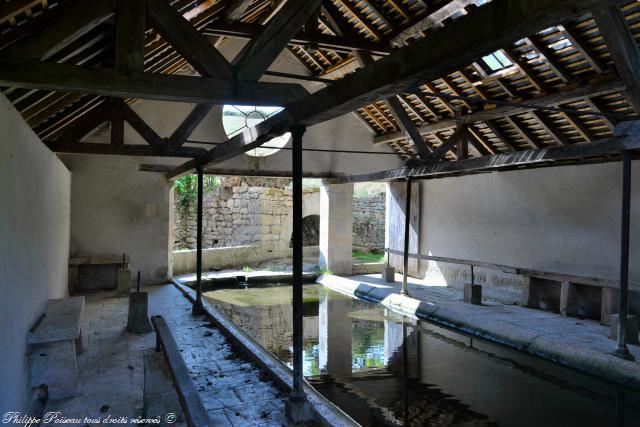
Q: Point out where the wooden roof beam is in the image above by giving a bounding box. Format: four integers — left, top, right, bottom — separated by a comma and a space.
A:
386, 95, 433, 159
0, 60, 309, 105
330, 124, 640, 183
593, 5, 640, 113
374, 77, 623, 144
232, 0, 323, 80
2, 0, 115, 60
147, 0, 233, 79
557, 24, 606, 75
166, 0, 627, 178
390, 0, 477, 47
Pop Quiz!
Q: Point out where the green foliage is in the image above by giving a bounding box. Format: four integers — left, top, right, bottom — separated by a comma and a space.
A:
314, 266, 333, 276
352, 251, 385, 263
173, 175, 221, 210
242, 266, 253, 272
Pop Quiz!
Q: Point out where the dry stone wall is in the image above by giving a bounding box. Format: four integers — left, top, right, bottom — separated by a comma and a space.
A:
173, 183, 385, 251
353, 193, 385, 250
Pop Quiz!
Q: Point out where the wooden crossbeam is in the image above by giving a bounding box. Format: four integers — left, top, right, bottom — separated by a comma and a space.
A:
166, 0, 626, 178
593, 5, 640, 113
329, 127, 640, 183
391, 0, 477, 47
233, 0, 323, 81
374, 77, 623, 144
203, 21, 391, 55
168, 104, 213, 147
2, 0, 115, 60
385, 95, 433, 159
45, 142, 207, 158
0, 60, 309, 105
121, 104, 163, 147
147, 0, 233, 79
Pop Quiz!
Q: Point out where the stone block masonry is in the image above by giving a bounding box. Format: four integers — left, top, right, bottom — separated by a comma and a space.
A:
173, 180, 385, 253
353, 193, 385, 251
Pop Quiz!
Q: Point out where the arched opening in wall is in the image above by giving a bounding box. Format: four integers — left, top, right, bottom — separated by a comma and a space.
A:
290, 215, 320, 248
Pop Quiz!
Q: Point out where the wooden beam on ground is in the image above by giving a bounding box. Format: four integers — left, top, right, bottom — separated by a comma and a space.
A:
593, 6, 640, 113
0, 60, 309, 105
45, 142, 208, 158
168, 104, 213, 147
390, 0, 477, 47
122, 104, 163, 147
329, 124, 640, 183
115, 0, 146, 74
2, 0, 115, 60
166, 0, 627, 178
233, 0, 323, 80
385, 95, 433, 159
374, 77, 623, 144
147, 0, 233, 79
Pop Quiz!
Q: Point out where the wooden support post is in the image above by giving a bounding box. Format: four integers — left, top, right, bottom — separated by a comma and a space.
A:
613, 151, 635, 360
192, 167, 205, 315
402, 178, 412, 296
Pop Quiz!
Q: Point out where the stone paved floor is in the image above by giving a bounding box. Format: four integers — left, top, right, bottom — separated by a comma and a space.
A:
42, 285, 293, 427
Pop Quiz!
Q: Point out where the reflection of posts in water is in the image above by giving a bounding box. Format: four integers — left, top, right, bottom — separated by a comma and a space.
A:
385, 311, 418, 378
319, 291, 353, 378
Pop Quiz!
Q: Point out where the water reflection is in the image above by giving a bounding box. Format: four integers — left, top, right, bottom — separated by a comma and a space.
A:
205, 285, 640, 427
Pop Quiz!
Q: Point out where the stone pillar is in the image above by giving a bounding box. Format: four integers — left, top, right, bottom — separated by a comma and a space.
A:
319, 181, 353, 276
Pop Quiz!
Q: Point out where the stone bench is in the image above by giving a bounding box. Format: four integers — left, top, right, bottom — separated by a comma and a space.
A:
29, 296, 84, 399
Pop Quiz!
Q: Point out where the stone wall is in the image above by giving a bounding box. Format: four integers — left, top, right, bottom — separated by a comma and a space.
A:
173, 182, 385, 252
174, 184, 295, 250
353, 193, 385, 251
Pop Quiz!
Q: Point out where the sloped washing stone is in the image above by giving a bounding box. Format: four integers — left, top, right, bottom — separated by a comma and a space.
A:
317, 274, 640, 390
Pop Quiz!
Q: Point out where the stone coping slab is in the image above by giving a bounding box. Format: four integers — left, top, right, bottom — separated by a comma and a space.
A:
317, 274, 640, 391
29, 296, 84, 344
173, 269, 318, 287
172, 282, 361, 427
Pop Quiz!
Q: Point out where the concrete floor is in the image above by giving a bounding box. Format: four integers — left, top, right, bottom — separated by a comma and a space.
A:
319, 273, 640, 390
42, 285, 293, 427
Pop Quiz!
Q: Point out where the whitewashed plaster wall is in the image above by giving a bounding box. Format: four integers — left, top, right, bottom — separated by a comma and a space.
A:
418, 162, 640, 285
0, 94, 71, 414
